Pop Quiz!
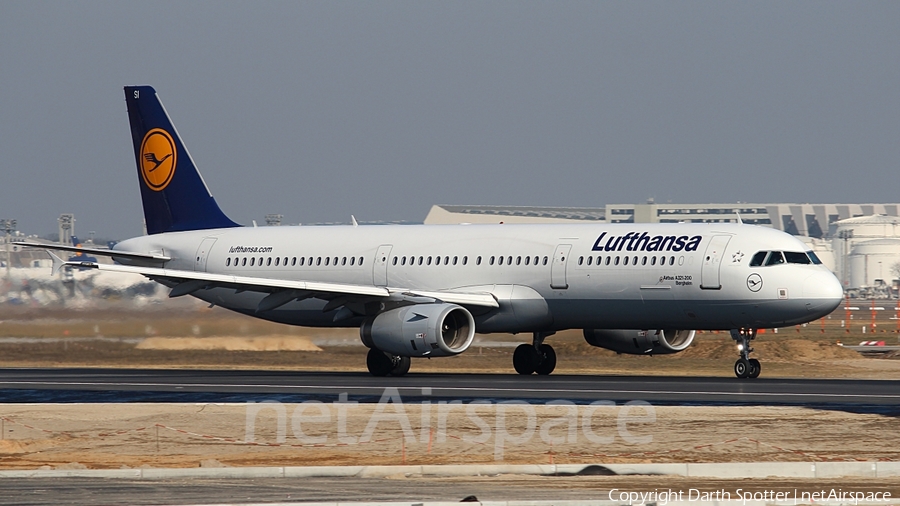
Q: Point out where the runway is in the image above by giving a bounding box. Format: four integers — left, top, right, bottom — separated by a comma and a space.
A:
0, 368, 898, 405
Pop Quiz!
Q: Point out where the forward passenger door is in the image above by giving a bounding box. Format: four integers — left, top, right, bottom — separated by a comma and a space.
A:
700, 235, 731, 290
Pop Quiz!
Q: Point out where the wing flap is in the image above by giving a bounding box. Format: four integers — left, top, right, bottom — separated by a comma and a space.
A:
77, 262, 391, 297
395, 289, 499, 308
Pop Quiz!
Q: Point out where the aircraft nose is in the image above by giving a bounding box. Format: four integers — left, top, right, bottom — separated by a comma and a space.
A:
803, 270, 844, 312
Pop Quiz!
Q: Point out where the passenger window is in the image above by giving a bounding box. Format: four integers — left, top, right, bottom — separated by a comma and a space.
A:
453, 256, 458, 265
283, 257, 288, 265
784, 251, 811, 264
316, 257, 321, 266
516, 256, 522, 265
476, 256, 482, 265
226, 258, 231, 267
426, 256, 432, 265
241, 258, 247, 266
391, 257, 397, 266
525, 256, 531, 265
508, 256, 513, 265
308, 257, 313, 266
258, 257, 263, 266
463, 256, 468, 265
669, 256, 675, 266
578, 256, 584, 265
349, 257, 354, 266
806, 251, 823, 265
274, 257, 279, 266
444, 256, 450, 265
650, 256, 656, 266
341, 257, 346, 266
633, 256, 637, 265
498, 256, 504, 265
641, 256, 647, 265
333, 257, 338, 265
250, 257, 256, 266
359, 257, 364, 265
542, 256, 548, 265
325, 257, 330, 266
749, 251, 767, 267
490, 256, 496, 265
298, 257, 304, 266
765, 251, 785, 266
623, 256, 629, 265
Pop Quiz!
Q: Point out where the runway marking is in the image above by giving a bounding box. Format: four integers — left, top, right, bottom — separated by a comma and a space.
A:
1, 381, 899, 400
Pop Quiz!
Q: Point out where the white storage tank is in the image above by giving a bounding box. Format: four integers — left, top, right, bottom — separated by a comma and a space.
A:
831, 215, 900, 287
848, 238, 900, 288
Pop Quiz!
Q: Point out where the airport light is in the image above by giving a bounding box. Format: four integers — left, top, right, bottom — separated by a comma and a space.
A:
1, 219, 16, 277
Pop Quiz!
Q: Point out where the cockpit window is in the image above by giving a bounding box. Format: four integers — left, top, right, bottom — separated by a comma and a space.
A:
749, 251, 768, 267
764, 251, 785, 266
784, 251, 811, 264
806, 251, 823, 265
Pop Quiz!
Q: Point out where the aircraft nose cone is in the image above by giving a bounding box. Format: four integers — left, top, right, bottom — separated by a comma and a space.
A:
803, 271, 844, 313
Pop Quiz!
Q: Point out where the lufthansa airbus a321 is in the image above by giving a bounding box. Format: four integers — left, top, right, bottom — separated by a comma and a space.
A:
20, 86, 844, 379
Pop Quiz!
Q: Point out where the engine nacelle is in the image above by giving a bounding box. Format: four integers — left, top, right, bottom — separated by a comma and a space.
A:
360, 303, 476, 358
583, 329, 695, 355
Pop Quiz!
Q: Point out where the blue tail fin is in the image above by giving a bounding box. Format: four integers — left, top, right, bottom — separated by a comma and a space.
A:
124, 86, 239, 235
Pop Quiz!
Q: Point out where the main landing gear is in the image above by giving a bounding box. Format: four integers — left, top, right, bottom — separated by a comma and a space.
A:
513, 332, 557, 375
366, 348, 411, 377
730, 328, 761, 379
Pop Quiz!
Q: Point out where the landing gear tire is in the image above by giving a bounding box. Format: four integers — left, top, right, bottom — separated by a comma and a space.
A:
748, 358, 761, 379
734, 358, 750, 379
366, 349, 394, 377
513, 344, 539, 375
730, 328, 761, 379
535, 344, 557, 375
390, 356, 411, 377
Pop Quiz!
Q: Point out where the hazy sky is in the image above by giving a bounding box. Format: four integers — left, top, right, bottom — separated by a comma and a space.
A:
2, 2, 899, 239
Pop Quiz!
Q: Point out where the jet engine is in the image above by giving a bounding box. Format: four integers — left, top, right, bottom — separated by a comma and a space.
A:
360, 303, 476, 357
582, 329, 695, 355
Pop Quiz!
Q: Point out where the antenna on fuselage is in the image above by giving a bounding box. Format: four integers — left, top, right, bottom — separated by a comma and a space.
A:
351, 215, 359, 227
735, 213, 743, 225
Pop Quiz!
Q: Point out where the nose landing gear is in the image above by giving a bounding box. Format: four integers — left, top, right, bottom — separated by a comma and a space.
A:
513, 331, 556, 375
730, 328, 760, 379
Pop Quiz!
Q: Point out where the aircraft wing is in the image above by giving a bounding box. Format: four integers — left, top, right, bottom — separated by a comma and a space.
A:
13, 242, 171, 263
61, 259, 499, 308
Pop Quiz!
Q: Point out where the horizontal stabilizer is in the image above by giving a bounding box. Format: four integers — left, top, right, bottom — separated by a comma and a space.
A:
14, 242, 170, 263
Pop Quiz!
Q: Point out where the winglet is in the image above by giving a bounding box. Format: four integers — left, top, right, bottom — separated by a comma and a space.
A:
47, 250, 66, 276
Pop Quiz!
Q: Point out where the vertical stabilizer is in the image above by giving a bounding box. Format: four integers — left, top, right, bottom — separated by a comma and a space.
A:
124, 86, 239, 235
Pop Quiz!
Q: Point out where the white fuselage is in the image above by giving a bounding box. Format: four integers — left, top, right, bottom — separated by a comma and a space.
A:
115, 222, 844, 332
